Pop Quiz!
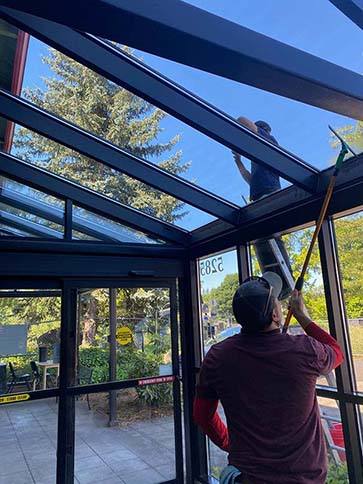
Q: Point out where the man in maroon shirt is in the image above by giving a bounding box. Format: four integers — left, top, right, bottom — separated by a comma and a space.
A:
194, 272, 343, 484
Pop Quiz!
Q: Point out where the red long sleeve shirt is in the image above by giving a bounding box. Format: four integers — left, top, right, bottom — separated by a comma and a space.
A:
193, 322, 344, 483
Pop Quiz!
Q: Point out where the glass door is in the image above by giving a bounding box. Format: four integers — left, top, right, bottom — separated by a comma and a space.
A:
67, 279, 183, 484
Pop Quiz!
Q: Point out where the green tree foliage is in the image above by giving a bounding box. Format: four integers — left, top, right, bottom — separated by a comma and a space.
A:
14, 48, 190, 223
331, 121, 363, 155
334, 214, 363, 318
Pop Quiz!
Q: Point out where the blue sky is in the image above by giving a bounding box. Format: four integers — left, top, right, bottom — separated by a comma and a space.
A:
21, 0, 363, 231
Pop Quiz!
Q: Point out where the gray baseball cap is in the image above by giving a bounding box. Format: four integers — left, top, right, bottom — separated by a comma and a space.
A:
232, 272, 283, 332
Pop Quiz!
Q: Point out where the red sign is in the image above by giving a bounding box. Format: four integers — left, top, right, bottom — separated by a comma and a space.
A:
138, 375, 175, 386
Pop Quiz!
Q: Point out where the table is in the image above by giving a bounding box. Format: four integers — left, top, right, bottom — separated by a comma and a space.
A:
35, 360, 60, 390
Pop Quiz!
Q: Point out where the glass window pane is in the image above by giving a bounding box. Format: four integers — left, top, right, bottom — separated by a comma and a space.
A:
17, 34, 293, 230
318, 397, 349, 482
334, 212, 363, 392
0, 290, 61, 397
198, 249, 239, 354
0, 202, 64, 239
0, 223, 36, 237
75, 389, 176, 483
250, 227, 337, 388
76, 287, 172, 386
197, 249, 239, 477
72, 205, 163, 244
0, 398, 58, 483
0, 176, 65, 239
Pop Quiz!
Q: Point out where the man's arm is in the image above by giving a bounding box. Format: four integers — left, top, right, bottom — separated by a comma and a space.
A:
289, 290, 344, 369
232, 115, 257, 185
193, 396, 229, 451
232, 152, 251, 184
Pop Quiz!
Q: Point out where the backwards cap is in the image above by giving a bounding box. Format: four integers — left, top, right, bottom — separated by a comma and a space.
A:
232, 272, 282, 333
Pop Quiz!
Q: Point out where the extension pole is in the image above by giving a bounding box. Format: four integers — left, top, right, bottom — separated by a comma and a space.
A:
282, 131, 353, 333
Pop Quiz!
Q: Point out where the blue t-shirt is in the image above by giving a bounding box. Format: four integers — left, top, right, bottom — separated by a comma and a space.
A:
250, 127, 281, 201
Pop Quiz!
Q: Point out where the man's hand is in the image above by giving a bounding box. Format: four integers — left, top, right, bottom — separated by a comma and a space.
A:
289, 289, 313, 329
232, 151, 251, 184
232, 151, 241, 163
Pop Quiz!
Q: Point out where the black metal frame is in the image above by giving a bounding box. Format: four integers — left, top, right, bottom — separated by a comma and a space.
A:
329, 0, 363, 29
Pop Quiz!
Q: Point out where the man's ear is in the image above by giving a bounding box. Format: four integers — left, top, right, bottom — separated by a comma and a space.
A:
271, 308, 279, 322
271, 302, 281, 323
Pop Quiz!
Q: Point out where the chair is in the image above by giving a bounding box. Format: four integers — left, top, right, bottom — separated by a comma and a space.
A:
30, 361, 41, 390
7, 362, 31, 393
77, 366, 93, 410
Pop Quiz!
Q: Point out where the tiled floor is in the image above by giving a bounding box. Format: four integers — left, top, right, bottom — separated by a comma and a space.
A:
0, 399, 177, 484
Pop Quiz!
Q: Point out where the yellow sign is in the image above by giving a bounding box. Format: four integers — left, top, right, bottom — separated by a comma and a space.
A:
0, 393, 30, 404
116, 327, 132, 345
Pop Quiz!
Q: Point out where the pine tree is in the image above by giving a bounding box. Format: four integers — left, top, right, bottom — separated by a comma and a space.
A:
13, 48, 191, 345
14, 48, 190, 224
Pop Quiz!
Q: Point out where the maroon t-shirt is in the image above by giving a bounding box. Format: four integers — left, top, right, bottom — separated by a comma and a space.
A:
196, 329, 336, 483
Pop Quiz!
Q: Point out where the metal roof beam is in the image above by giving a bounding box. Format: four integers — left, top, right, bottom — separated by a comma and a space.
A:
0, 2, 362, 120
189, 154, 363, 257
0, 151, 190, 245
0, 188, 119, 242
0, 8, 318, 193
0, 88, 239, 224
329, 0, 363, 29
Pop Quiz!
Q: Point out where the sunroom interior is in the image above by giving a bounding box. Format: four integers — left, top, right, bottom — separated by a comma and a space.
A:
0, 2, 363, 484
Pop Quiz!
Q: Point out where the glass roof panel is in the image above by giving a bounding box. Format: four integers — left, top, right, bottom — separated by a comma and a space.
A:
0, 223, 36, 237
133, 47, 362, 171
72, 205, 164, 244
18, 36, 290, 219
11, 123, 216, 231
0, 202, 63, 238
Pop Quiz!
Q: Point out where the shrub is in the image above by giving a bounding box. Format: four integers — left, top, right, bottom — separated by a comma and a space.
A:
326, 462, 348, 483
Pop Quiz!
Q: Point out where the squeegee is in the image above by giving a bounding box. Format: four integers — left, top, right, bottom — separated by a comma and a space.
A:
282, 126, 356, 333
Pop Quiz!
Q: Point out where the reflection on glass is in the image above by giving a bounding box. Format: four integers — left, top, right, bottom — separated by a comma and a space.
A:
334, 212, 363, 392
0, 223, 36, 237
72, 205, 162, 244
0, 176, 64, 211
0, 398, 58, 483
75, 390, 175, 483
0, 202, 63, 239
317, 397, 348, 482
0, 293, 61, 397
12, 123, 215, 230
198, 249, 239, 354
76, 288, 172, 386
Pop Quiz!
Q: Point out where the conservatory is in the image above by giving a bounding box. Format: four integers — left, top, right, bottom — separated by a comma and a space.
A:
0, 1, 362, 483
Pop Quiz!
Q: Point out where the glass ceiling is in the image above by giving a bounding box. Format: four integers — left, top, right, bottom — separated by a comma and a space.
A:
18, 36, 290, 222
1, 6, 361, 243
0, 176, 166, 243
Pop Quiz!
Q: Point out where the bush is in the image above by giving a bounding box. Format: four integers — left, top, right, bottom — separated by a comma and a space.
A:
326, 463, 348, 483
137, 382, 173, 407
79, 345, 171, 406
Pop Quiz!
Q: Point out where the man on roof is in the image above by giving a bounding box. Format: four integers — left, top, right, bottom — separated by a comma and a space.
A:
232, 118, 281, 202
